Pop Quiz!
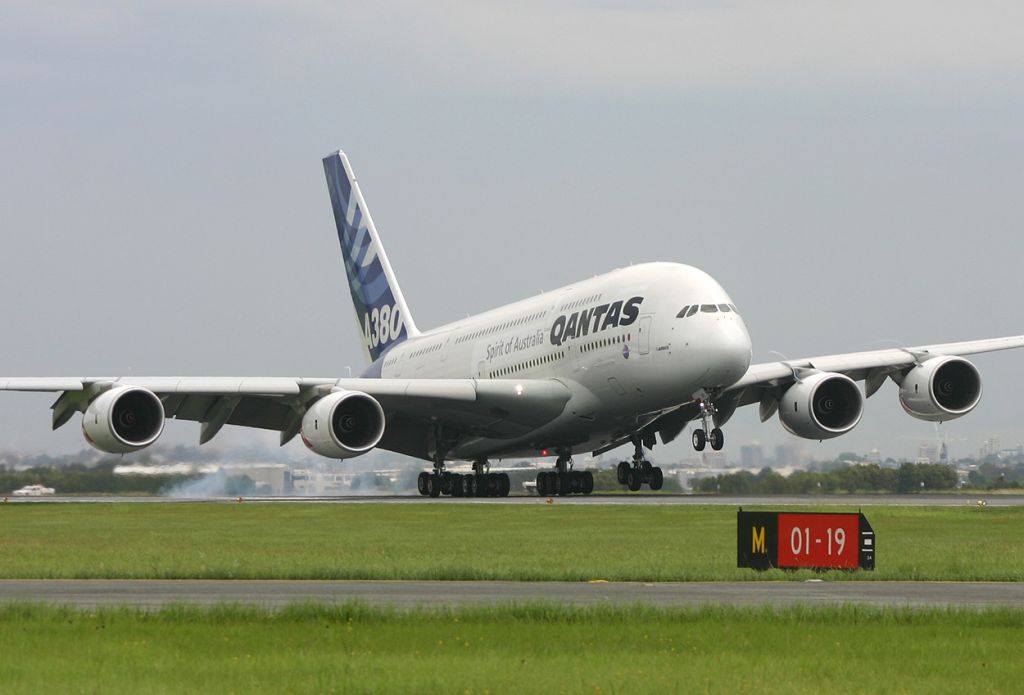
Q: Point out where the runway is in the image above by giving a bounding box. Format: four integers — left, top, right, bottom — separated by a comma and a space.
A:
7, 493, 1024, 506
1, 580, 1022, 609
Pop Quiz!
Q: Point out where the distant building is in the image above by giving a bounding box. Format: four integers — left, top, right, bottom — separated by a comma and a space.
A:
702, 451, 729, 468
740, 443, 764, 469
775, 444, 801, 468
917, 443, 938, 463
981, 437, 1002, 459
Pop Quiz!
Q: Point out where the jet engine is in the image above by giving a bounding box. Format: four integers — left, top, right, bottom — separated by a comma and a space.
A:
898, 356, 982, 422
82, 386, 165, 454
300, 390, 385, 459
779, 372, 863, 440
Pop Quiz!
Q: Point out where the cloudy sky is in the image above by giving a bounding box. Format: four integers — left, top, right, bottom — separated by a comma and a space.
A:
1, 1, 1022, 463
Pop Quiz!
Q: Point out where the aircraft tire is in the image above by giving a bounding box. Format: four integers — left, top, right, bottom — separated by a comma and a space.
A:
710, 428, 725, 451
498, 473, 510, 497
557, 473, 571, 496
650, 467, 664, 491
627, 468, 642, 492
692, 429, 707, 452
417, 472, 430, 496
582, 471, 594, 495
427, 475, 441, 498
616, 461, 630, 485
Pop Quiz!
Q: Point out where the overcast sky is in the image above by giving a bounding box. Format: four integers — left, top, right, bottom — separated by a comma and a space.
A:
1, 1, 1022, 464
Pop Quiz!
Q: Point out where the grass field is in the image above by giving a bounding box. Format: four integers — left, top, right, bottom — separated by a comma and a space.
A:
1, 603, 1021, 694
2, 502, 1023, 581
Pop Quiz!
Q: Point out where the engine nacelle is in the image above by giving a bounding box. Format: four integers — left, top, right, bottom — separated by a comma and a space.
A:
779, 372, 863, 440
899, 356, 982, 422
82, 386, 165, 454
300, 390, 385, 459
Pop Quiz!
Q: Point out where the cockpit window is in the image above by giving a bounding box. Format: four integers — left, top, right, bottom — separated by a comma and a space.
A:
676, 305, 690, 318
700, 304, 718, 313
730, 304, 739, 313
686, 305, 698, 317
718, 304, 732, 312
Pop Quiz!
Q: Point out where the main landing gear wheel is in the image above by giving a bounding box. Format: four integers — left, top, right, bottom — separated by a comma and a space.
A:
427, 475, 441, 497
535, 453, 593, 496
619, 435, 665, 492
692, 429, 706, 452
616, 461, 630, 485
650, 466, 664, 491
415, 461, 510, 498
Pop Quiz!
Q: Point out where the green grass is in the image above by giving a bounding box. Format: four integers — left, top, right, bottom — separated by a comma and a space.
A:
2, 502, 1024, 580
0, 603, 1022, 694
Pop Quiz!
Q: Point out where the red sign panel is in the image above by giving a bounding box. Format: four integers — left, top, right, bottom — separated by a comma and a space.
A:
776, 513, 861, 569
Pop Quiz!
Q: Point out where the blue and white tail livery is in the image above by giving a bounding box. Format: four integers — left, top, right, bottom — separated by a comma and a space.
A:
323, 151, 419, 364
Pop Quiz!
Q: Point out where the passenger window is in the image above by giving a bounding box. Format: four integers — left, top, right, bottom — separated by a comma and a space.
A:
676, 305, 690, 318
700, 304, 718, 313
686, 306, 698, 317
719, 304, 731, 312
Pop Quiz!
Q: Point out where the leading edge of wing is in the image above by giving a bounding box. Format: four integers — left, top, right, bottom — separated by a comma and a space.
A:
0, 374, 577, 423
0, 377, 338, 395
730, 334, 1024, 391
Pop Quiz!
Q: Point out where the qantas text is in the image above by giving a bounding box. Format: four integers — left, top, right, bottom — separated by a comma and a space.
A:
549, 297, 644, 347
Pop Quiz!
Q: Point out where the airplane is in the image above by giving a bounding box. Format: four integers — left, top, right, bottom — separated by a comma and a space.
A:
2, 150, 1022, 498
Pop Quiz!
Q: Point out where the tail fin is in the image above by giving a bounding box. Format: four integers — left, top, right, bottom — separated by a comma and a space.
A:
323, 151, 420, 364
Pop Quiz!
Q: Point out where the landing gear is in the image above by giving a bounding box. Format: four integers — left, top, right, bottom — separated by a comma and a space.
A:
415, 458, 510, 498
691, 400, 725, 452
618, 436, 664, 492
535, 452, 593, 496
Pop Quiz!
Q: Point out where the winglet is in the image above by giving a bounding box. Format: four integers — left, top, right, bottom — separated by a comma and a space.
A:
323, 151, 420, 364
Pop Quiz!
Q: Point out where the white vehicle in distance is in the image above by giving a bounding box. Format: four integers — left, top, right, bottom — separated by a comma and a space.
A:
12, 484, 56, 497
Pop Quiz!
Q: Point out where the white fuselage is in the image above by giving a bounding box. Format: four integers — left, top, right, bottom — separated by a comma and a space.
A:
376, 262, 753, 460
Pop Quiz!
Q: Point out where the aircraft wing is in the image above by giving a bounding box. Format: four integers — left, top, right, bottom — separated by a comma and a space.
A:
0, 376, 572, 459
721, 335, 1024, 416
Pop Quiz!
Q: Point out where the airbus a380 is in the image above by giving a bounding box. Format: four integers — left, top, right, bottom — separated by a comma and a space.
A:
3, 151, 1022, 497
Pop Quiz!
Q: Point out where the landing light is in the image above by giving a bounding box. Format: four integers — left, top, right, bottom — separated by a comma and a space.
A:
515, 384, 524, 396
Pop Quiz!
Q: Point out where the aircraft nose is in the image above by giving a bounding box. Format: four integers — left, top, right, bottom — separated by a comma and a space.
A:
716, 317, 753, 385
685, 314, 752, 389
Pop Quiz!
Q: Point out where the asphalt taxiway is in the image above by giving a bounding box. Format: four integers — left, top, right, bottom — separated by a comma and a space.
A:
7, 493, 1024, 506
0, 580, 1021, 609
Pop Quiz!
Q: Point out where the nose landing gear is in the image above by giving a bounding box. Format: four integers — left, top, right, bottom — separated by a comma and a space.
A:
691, 400, 725, 452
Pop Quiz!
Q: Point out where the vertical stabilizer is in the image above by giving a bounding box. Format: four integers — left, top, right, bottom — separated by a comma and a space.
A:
323, 151, 420, 364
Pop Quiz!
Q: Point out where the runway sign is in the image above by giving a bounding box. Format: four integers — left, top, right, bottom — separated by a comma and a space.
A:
737, 510, 875, 571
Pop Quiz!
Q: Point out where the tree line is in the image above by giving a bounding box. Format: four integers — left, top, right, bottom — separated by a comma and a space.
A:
693, 462, 960, 494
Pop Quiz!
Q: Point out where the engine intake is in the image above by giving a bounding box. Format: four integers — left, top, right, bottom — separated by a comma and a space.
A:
779, 372, 863, 440
82, 386, 165, 453
301, 390, 385, 459
899, 356, 982, 422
